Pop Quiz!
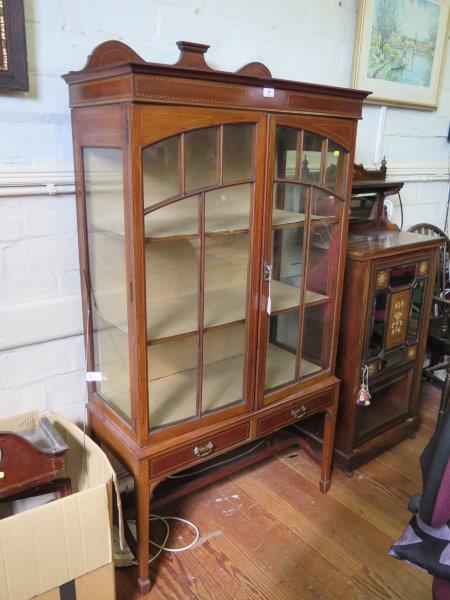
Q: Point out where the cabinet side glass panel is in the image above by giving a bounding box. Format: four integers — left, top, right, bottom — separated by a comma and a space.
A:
83, 147, 131, 421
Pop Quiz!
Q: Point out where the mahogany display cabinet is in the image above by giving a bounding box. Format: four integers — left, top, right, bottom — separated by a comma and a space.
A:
63, 40, 368, 592
298, 169, 442, 473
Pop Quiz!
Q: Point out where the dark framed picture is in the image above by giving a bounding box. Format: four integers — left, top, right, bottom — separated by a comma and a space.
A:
0, 0, 28, 91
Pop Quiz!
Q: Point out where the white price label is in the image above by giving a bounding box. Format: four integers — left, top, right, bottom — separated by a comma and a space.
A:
86, 371, 105, 382
263, 87, 275, 98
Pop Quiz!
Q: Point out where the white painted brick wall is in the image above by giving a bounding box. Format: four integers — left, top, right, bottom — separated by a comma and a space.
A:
0, 192, 84, 423
0, 0, 449, 425
0, 336, 86, 424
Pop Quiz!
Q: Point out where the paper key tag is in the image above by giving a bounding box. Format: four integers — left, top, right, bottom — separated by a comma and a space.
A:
86, 371, 105, 382
267, 296, 272, 315
263, 87, 274, 97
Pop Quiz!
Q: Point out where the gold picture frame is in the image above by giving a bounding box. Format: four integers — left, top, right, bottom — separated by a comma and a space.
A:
351, 0, 449, 110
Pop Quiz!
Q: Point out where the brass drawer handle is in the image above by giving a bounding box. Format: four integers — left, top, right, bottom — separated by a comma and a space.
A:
291, 405, 307, 419
194, 441, 214, 458
0, 471, 4, 479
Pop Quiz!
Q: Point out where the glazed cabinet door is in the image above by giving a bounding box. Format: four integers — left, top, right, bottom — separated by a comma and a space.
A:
139, 107, 266, 436
257, 114, 353, 406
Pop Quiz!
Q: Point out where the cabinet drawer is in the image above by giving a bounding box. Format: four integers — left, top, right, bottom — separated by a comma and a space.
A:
257, 392, 332, 436
150, 422, 251, 478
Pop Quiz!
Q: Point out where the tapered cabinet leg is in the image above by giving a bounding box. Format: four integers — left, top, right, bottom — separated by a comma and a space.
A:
135, 462, 153, 595
320, 398, 338, 493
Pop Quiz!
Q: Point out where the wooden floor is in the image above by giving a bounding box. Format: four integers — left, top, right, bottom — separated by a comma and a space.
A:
116, 383, 440, 599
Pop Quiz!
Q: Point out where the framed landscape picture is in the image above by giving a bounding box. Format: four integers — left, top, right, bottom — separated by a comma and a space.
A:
0, 0, 28, 91
352, 0, 450, 109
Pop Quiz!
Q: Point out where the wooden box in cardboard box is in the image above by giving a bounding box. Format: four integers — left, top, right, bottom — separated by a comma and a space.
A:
0, 411, 116, 600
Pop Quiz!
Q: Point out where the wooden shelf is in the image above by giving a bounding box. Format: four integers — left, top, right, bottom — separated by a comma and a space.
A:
265, 343, 322, 390
109, 344, 322, 429
272, 281, 329, 313
92, 209, 337, 243
272, 211, 337, 231
93, 280, 330, 344
146, 281, 329, 344
145, 209, 314, 241
103, 342, 322, 428
148, 353, 245, 428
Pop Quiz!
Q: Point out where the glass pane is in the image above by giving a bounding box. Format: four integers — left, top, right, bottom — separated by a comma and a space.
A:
205, 183, 251, 234
146, 238, 199, 342
202, 325, 245, 413
204, 234, 249, 329
93, 320, 130, 420
273, 182, 307, 220
148, 336, 197, 428
350, 193, 378, 222
265, 311, 298, 391
185, 127, 218, 192
265, 220, 305, 391
357, 373, 411, 440
311, 188, 338, 219
380, 347, 405, 371
275, 126, 297, 179
408, 279, 426, 340
145, 195, 198, 241
143, 136, 180, 208
390, 264, 416, 287
301, 304, 327, 378
325, 140, 345, 192
369, 291, 388, 358
223, 124, 254, 183
301, 132, 323, 184
83, 147, 130, 421
272, 227, 305, 289
306, 224, 339, 297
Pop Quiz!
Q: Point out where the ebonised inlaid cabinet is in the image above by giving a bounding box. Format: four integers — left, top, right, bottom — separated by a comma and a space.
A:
63, 40, 368, 593
299, 172, 442, 473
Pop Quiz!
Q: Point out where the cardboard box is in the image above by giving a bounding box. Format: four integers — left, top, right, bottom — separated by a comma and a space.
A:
0, 411, 117, 600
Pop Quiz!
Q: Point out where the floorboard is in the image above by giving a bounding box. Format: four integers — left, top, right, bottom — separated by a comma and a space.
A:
116, 382, 440, 599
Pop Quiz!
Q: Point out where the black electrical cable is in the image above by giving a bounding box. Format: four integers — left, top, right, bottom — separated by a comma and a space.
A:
397, 190, 404, 230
